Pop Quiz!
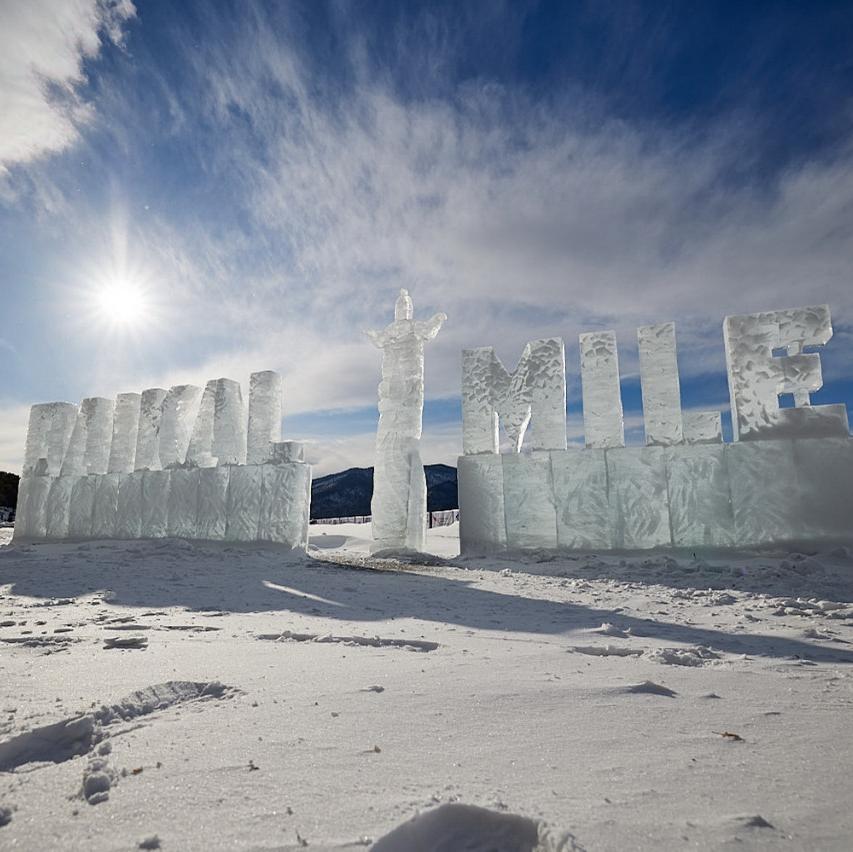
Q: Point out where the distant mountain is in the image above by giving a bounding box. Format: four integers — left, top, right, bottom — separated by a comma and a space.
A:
310, 464, 457, 520
0, 471, 19, 510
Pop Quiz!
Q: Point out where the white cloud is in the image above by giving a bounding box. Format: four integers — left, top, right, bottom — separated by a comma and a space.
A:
0, 0, 135, 172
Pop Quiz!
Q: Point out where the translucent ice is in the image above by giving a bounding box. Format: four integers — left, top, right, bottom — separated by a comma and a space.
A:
92, 473, 121, 539
368, 289, 445, 551
502, 452, 557, 549
186, 380, 217, 467
551, 449, 611, 549
457, 454, 506, 552
212, 378, 246, 466
134, 388, 167, 471
45, 476, 75, 540
258, 462, 311, 547
247, 371, 282, 465
724, 305, 849, 441
461, 338, 566, 454
580, 331, 624, 449
605, 447, 670, 549
225, 464, 261, 541
665, 445, 734, 547
141, 470, 170, 538
116, 471, 144, 539
69, 475, 97, 539
682, 410, 723, 444
158, 384, 203, 468
269, 441, 304, 464
24, 402, 77, 476
638, 322, 683, 446
61, 398, 114, 476
167, 468, 199, 538
197, 466, 230, 539
107, 393, 141, 474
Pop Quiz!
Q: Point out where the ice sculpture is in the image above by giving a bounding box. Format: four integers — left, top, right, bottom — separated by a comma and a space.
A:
135, 388, 167, 471
186, 380, 217, 467
107, 393, 141, 474
638, 323, 683, 446
580, 331, 624, 449
14, 369, 309, 549
247, 370, 283, 465
458, 304, 853, 554
724, 304, 849, 441
367, 289, 445, 551
462, 339, 567, 454
212, 378, 246, 465
158, 384, 203, 468
23, 402, 77, 476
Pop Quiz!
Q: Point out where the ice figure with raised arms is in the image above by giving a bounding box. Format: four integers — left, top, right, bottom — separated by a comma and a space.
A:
367, 289, 445, 552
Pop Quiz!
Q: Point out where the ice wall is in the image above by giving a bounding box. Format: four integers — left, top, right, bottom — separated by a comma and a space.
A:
459, 305, 853, 553
247, 370, 283, 465
368, 289, 445, 551
580, 331, 624, 449
14, 369, 309, 549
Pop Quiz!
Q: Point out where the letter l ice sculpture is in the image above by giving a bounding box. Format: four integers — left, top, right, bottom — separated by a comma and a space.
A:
367, 290, 446, 552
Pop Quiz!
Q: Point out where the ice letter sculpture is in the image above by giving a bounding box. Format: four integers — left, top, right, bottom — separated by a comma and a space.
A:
367, 289, 445, 552
14, 370, 310, 549
458, 304, 853, 554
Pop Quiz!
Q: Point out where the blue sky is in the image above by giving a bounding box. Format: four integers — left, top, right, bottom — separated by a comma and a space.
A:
1, 0, 853, 474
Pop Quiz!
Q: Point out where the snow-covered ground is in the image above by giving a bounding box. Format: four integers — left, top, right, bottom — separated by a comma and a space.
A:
1, 523, 852, 850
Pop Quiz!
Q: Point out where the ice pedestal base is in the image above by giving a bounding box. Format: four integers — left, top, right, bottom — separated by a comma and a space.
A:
13, 461, 311, 549
458, 435, 853, 554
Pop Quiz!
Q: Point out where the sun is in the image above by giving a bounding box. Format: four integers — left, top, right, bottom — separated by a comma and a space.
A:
94, 279, 149, 326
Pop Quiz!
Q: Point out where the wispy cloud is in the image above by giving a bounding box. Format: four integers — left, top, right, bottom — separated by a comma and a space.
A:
0, 0, 135, 176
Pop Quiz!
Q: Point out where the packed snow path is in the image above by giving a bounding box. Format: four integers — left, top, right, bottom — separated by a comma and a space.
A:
1, 525, 852, 850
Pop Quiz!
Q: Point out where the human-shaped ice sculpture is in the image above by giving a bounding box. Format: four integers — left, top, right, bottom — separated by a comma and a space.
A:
367, 289, 446, 552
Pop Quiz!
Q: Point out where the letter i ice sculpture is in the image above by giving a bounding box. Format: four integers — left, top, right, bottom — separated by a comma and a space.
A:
367, 290, 446, 552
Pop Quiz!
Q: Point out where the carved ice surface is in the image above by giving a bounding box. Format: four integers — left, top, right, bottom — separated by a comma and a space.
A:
682, 410, 723, 444
461, 339, 566, 455
92, 473, 121, 539
167, 468, 199, 538
69, 475, 97, 539
368, 289, 445, 551
247, 371, 282, 465
259, 462, 311, 547
606, 447, 670, 549
135, 388, 167, 471
116, 471, 144, 539
225, 464, 261, 541
665, 445, 733, 547
457, 454, 506, 553
502, 452, 557, 549
638, 322, 683, 446
159, 384, 203, 469
212, 378, 247, 466
141, 470, 170, 539
269, 441, 304, 464
24, 402, 77, 476
197, 466, 230, 540
551, 449, 611, 550
185, 380, 216, 467
108, 393, 141, 474
580, 331, 624, 449
45, 476, 75, 540
61, 398, 113, 476
724, 304, 849, 441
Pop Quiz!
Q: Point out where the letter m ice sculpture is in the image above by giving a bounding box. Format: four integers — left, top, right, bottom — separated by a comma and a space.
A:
462, 338, 567, 453
724, 304, 849, 441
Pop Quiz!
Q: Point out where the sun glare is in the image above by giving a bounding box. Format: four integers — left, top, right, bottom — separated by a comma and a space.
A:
95, 280, 149, 326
